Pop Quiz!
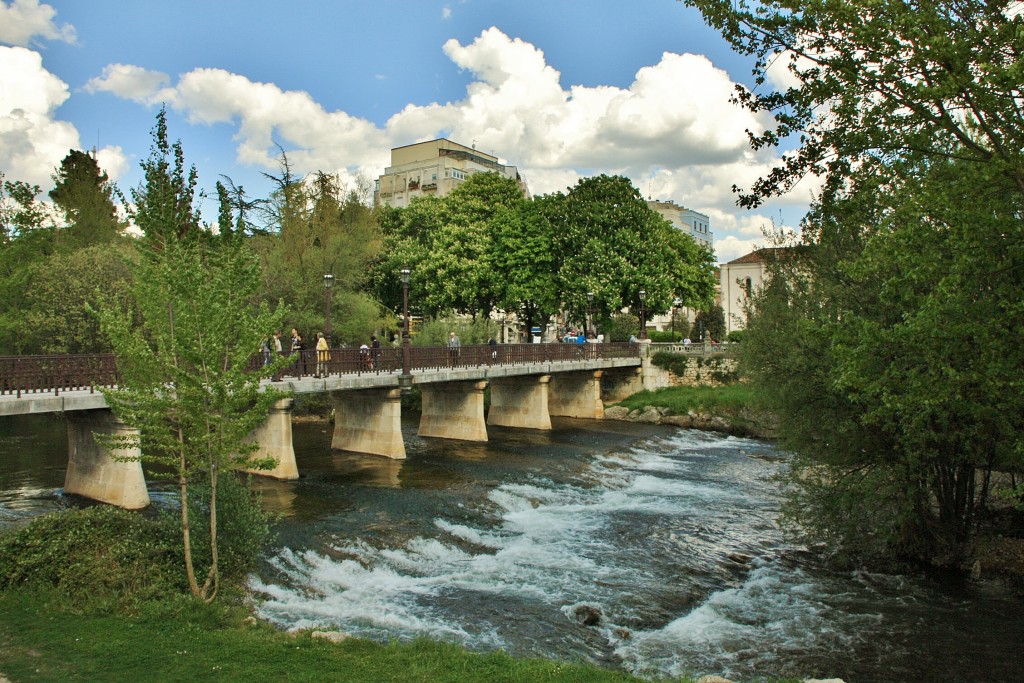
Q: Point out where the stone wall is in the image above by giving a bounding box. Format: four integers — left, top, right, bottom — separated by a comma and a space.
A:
647, 354, 739, 388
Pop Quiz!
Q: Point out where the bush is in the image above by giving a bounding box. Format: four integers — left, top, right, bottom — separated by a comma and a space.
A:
727, 330, 746, 343
412, 316, 498, 346
607, 313, 639, 342
0, 506, 181, 608
176, 473, 276, 583
648, 330, 684, 342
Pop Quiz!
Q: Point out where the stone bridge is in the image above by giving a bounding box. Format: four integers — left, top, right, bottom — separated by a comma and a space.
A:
1, 343, 666, 509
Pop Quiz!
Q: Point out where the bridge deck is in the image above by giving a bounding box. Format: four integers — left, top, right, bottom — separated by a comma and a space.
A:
0, 343, 642, 416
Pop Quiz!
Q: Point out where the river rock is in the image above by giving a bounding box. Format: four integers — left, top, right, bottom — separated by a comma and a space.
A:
632, 406, 662, 424
311, 630, 352, 643
804, 679, 846, 683
604, 406, 630, 420
573, 604, 603, 626
696, 676, 733, 683
661, 414, 692, 428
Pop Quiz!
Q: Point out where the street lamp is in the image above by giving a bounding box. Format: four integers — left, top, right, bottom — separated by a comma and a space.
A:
399, 267, 412, 393
638, 289, 647, 340
671, 297, 681, 340
586, 291, 594, 338
323, 273, 334, 340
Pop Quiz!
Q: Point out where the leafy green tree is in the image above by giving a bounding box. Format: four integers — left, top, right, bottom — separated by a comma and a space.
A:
689, 305, 725, 342
128, 107, 201, 246
691, 0, 1024, 564
0, 177, 58, 352
49, 150, 123, 249
24, 243, 137, 354
554, 175, 716, 333
258, 167, 385, 344
99, 115, 288, 602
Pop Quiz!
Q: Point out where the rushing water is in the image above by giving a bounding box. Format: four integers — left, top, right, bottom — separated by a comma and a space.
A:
2, 413, 1023, 682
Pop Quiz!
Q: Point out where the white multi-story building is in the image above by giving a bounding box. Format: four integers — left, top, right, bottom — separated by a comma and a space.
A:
646, 199, 713, 250
720, 248, 792, 334
374, 138, 529, 207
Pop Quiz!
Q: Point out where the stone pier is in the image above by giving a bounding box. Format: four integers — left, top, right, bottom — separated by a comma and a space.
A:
246, 398, 299, 479
331, 388, 406, 459
487, 375, 552, 430
419, 380, 489, 441
549, 370, 605, 419
65, 409, 150, 509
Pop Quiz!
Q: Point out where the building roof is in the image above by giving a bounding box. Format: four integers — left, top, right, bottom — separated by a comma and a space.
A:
724, 246, 801, 265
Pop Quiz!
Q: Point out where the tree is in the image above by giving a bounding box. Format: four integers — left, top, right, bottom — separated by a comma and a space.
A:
49, 150, 123, 248
691, 0, 1024, 565
128, 107, 201, 246
257, 166, 385, 344
99, 115, 288, 601
690, 304, 725, 342
682, 0, 1024, 207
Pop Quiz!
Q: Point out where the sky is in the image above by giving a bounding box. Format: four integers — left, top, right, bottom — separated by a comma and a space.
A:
0, 0, 814, 263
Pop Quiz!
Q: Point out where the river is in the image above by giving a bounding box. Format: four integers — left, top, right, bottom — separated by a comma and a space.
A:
1, 413, 1022, 682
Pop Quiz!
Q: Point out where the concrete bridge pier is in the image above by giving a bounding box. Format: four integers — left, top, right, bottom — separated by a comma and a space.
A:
245, 398, 299, 479
488, 375, 552, 430
65, 409, 150, 509
331, 388, 406, 459
419, 380, 489, 441
549, 370, 605, 419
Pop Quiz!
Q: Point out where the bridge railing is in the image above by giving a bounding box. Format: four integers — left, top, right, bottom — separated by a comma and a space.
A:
271, 342, 640, 379
0, 354, 120, 398
2, 343, 642, 395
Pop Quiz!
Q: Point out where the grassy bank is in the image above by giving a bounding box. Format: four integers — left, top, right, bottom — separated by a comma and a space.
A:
0, 589, 664, 683
615, 383, 755, 415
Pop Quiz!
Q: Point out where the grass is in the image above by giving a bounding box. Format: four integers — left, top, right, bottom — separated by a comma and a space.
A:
614, 383, 756, 416
0, 589, 675, 683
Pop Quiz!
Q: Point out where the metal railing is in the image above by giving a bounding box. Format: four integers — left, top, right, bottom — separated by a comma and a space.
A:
0, 354, 120, 398
648, 341, 734, 356
2, 343, 641, 396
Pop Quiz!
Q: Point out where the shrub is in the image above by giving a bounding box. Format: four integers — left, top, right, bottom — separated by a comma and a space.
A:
0, 506, 181, 608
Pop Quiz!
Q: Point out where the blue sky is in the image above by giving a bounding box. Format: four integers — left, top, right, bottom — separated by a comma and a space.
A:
1, 0, 811, 261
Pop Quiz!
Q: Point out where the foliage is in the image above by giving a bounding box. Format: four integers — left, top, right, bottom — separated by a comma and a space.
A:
689, 305, 726, 342
690, 0, 1024, 566
682, 0, 1024, 207
647, 330, 684, 342
607, 313, 640, 342
412, 315, 499, 346
49, 149, 124, 249
256, 165, 385, 345
726, 330, 745, 344
0, 506, 181, 608
374, 173, 717, 341
98, 113, 289, 601
614, 383, 754, 414
23, 242, 137, 354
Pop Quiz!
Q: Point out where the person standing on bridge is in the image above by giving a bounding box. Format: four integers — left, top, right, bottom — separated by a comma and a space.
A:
488, 335, 497, 362
315, 332, 329, 377
291, 328, 305, 375
448, 331, 461, 366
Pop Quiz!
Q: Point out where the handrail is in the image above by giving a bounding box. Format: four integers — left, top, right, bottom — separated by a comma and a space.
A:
1, 343, 641, 397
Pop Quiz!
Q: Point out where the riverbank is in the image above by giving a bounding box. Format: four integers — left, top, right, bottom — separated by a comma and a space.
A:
605, 384, 776, 439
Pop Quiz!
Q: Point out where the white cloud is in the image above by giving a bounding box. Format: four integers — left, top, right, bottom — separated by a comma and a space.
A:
0, 46, 126, 188
87, 26, 809, 256
84, 63, 171, 104
0, 0, 75, 47
442, 6, 452, 20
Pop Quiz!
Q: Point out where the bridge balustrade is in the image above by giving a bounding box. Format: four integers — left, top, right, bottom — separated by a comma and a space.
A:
3, 343, 642, 395
0, 354, 120, 398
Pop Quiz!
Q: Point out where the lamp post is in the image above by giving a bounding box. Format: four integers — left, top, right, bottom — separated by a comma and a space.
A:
399, 267, 412, 393
586, 291, 594, 338
638, 289, 647, 340
671, 297, 681, 340
323, 273, 334, 340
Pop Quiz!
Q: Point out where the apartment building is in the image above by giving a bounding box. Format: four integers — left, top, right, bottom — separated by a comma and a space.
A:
374, 139, 530, 207
645, 199, 713, 250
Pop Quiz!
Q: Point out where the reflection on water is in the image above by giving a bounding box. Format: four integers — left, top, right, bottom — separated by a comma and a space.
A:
2, 413, 1024, 681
